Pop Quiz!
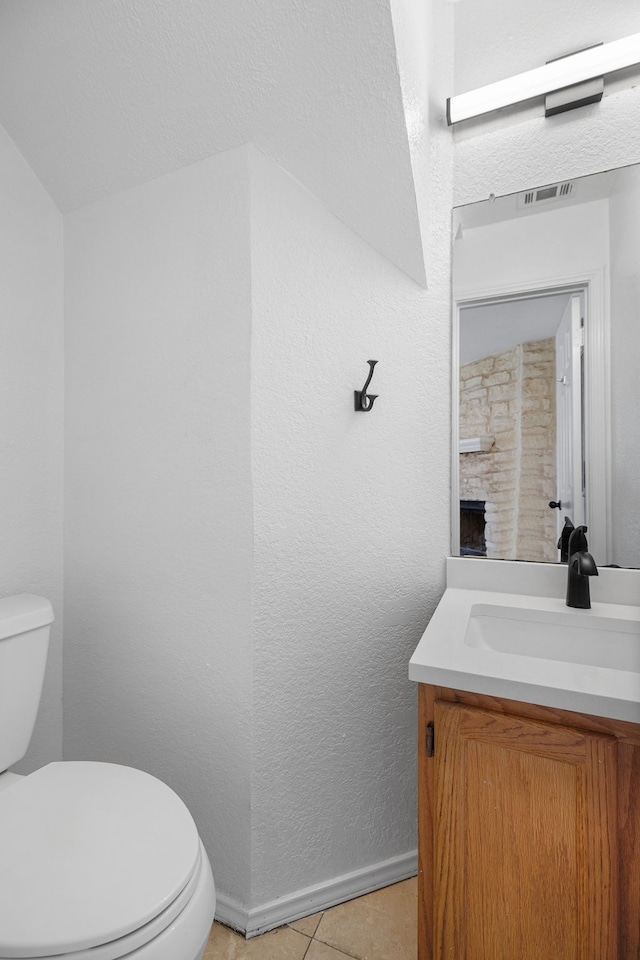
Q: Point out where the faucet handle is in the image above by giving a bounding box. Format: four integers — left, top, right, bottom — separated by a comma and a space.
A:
557, 517, 575, 562
568, 524, 589, 557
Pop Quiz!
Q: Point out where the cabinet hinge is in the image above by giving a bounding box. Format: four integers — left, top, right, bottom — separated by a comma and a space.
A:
426, 721, 434, 758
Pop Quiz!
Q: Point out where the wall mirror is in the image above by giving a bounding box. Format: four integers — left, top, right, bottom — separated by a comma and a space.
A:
452, 163, 640, 569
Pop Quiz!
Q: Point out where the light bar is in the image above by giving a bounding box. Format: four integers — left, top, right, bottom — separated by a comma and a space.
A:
447, 32, 640, 125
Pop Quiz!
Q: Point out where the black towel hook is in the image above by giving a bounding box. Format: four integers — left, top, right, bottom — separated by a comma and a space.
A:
354, 360, 378, 412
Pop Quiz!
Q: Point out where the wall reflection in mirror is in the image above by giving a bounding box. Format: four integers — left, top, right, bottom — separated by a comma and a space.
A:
452, 164, 640, 569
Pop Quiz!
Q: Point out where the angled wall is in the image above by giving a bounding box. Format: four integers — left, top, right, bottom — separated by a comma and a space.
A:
0, 0, 426, 287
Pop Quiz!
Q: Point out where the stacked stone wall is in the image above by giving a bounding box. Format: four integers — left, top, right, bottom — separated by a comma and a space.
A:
459, 337, 556, 561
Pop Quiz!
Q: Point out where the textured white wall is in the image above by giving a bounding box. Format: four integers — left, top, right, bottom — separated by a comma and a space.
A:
454, 201, 610, 296
60, 1, 453, 919
248, 146, 450, 907
0, 122, 64, 774
61, 113, 452, 924
26, 0, 450, 922
63, 146, 253, 906
608, 166, 640, 568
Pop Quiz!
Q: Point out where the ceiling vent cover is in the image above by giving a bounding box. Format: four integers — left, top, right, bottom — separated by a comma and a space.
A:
517, 181, 575, 209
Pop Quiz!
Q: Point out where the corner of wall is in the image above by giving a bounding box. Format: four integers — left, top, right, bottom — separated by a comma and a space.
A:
389, 0, 455, 291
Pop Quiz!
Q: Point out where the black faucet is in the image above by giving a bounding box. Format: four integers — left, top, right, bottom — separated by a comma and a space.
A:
566, 525, 598, 609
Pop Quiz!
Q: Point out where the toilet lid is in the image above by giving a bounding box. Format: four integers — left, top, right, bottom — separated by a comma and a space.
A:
0, 762, 201, 959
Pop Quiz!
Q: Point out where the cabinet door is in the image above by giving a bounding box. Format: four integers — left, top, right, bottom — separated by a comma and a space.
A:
433, 700, 617, 960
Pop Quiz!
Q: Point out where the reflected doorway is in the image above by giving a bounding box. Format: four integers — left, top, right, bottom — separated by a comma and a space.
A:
456, 288, 587, 563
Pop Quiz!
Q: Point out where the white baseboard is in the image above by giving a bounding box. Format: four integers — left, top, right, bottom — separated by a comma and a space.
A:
215, 849, 418, 939
214, 891, 247, 935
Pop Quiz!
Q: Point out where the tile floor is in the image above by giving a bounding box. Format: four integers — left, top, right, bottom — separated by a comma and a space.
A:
203, 876, 417, 960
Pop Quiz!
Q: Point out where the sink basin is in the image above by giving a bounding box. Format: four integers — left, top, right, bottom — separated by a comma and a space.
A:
409, 558, 640, 723
464, 603, 640, 673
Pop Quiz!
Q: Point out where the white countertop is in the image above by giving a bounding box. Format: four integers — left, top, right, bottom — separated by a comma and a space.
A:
409, 558, 640, 724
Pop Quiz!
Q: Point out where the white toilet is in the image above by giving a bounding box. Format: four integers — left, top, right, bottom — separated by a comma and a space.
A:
0, 594, 216, 960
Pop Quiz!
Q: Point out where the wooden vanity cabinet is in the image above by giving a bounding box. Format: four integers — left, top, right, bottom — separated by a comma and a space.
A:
418, 684, 640, 960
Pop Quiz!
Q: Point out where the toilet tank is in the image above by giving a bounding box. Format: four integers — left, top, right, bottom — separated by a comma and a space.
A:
0, 595, 54, 773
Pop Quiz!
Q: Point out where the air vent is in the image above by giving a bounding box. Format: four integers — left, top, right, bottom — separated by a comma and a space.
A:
517, 181, 575, 209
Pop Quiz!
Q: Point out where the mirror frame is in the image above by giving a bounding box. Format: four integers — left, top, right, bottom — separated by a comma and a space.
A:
451, 260, 611, 564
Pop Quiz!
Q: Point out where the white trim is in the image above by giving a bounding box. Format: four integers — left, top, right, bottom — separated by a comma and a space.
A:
451, 303, 461, 560
447, 33, 640, 124
215, 849, 418, 938
582, 270, 612, 565
214, 891, 247, 935
453, 270, 611, 565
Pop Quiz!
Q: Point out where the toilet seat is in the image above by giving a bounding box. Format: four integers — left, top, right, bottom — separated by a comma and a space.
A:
4, 843, 210, 960
0, 762, 201, 959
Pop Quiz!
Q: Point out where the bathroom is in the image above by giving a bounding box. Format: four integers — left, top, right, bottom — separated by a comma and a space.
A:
1, 1, 639, 959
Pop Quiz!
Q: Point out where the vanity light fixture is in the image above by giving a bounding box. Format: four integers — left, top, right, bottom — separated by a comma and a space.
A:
447, 32, 640, 125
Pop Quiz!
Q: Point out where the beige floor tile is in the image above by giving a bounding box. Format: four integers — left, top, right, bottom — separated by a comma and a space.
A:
203, 921, 311, 960
305, 940, 357, 960
288, 912, 324, 937
313, 878, 417, 960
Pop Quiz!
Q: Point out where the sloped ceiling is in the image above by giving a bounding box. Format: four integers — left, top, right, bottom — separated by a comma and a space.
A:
0, 0, 426, 284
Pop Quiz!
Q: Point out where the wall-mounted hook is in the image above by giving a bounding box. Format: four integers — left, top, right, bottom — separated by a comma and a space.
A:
354, 360, 378, 412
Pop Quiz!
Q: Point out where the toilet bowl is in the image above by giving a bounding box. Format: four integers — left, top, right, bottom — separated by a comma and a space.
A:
0, 595, 216, 960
